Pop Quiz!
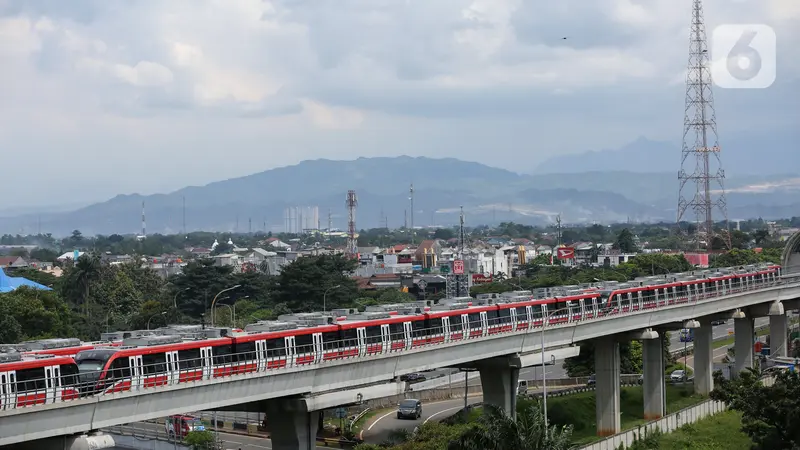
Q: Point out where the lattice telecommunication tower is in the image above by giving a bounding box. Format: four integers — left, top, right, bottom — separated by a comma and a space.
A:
677, 0, 731, 250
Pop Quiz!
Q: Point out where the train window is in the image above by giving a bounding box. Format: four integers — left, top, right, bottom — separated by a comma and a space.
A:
515, 307, 528, 321
237, 341, 257, 362
265, 339, 286, 358
212, 345, 234, 365
142, 353, 167, 375
294, 333, 314, 354
322, 332, 341, 350
428, 318, 444, 335
467, 313, 481, 328
412, 320, 427, 338
485, 310, 498, 326
341, 329, 358, 347
497, 309, 511, 324
388, 323, 405, 340
16, 367, 46, 391
449, 317, 463, 332
60, 364, 79, 386
531, 305, 543, 319
365, 326, 383, 344
178, 348, 202, 369
1, 375, 5, 395
110, 358, 131, 379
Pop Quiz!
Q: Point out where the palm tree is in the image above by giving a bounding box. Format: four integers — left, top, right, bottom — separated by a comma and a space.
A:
74, 253, 102, 316
448, 404, 575, 450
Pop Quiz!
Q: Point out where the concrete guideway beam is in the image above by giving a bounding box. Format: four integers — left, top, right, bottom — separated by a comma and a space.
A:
694, 321, 714, 395
2, 282, 800, 446
595, 336, 621, 436
219, 380, 406, 413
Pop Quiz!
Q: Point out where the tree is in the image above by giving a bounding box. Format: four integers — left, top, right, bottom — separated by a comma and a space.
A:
448, 404, 575, 450
433, 228, 456, 240
0, 287, 75, 343
168, 259, 237, 317
710, 368, 800, 449
184, 430, 218, 450
60, 253, 102, 315
273, 254, 359, 312
614, 228, 637, 253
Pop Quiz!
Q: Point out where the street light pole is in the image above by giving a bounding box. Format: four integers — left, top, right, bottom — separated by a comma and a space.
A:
147, 311, 166, 330
173, 288, 189, 310
210, 285, 241, 327
541, 308, 563, 432
323, 285, 341, 313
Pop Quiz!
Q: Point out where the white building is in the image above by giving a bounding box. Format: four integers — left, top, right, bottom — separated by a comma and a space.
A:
284, 206, 319, 234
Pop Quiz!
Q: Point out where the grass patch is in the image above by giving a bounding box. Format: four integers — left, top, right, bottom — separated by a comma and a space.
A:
645, 410, 752, 449
713, 326, 771, 349
542, 383, 706, 445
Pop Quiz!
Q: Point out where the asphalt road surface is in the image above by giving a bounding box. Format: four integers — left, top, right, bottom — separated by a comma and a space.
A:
361, 395, 485, 444
116, 421, 329, 450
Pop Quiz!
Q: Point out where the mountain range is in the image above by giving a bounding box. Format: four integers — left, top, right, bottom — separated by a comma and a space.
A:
1, 137, 797, 236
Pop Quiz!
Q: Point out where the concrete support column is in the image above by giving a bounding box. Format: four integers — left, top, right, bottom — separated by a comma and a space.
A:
265, 399, 321, 450
693, 322, 714, 395
642, 338, 664, 420
770, 313, 788, 358
734, 317, 754, 376
595, 337, 621, 436
475, 355, 521, 419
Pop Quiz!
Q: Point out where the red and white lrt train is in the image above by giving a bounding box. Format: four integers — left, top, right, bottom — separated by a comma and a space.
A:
0, 263, 782, 410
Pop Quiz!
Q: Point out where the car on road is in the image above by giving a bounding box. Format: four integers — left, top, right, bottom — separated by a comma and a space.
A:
400, 373, 426, 383
711, 319, 727, 326
637, 374, 643, 385
397, 399, 422, 420
670, 369, 687, 383
517, 379, 529, 394
587, 374, 596, 386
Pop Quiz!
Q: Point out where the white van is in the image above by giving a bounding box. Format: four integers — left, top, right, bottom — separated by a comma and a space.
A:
517, 380, 528, 394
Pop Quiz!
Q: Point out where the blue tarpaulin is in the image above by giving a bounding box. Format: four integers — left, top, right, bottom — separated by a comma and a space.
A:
0, 267, 52, 293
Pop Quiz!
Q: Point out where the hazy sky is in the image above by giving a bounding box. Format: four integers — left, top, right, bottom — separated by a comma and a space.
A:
1, 0, 797, 208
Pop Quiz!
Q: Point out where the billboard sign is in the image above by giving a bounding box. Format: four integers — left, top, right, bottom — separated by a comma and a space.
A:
453, 260, 465, 274
556, 247, 575, 259
472, 274, 493, 284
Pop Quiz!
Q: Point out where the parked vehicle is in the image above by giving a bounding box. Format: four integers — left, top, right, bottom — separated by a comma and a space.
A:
670, 370, 687, 383
587, 374, 596, 386
397, 399, 422, 420
517, 379, 529, 394
165, 414, 205, 438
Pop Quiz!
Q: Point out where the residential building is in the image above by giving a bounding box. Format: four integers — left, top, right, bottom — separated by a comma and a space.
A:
0, 256, 27, 268
596, 252, 637, 267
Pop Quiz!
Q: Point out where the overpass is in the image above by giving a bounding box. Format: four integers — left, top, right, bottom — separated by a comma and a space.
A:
2, 275, 800, 449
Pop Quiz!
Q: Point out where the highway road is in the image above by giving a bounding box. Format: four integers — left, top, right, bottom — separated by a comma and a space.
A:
111, 421, 329, 450
360, 395, 485, 444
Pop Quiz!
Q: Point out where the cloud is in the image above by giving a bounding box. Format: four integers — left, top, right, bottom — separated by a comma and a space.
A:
0, 0, 796, 210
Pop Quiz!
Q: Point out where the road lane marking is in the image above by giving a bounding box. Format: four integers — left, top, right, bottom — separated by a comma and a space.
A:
423, 406, 466, 425
367, 409, 399, 431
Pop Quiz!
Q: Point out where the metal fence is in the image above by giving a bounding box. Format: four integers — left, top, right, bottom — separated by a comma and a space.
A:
578, 399, 728, 450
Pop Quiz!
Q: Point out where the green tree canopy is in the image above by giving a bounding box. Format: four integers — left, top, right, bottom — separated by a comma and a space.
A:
273, 254, 359, 312
614, 228, 637, 253
448, 404, 575, 450
710, 368, 800, 449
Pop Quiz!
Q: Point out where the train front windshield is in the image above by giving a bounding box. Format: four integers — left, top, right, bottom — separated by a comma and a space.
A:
75, 349, 116, 382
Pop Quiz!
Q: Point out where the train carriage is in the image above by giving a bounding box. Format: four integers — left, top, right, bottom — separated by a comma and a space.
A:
0, 352, 79, 410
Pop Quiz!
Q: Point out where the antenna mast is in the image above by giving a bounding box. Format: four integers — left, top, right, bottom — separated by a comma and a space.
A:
409, 183, 414, 245
346, 190, 358, 258
677, 0, 731, 251
141, 200, 146, 238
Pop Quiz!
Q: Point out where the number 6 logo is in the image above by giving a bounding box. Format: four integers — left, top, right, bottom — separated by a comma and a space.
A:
711, 24, 776, 89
